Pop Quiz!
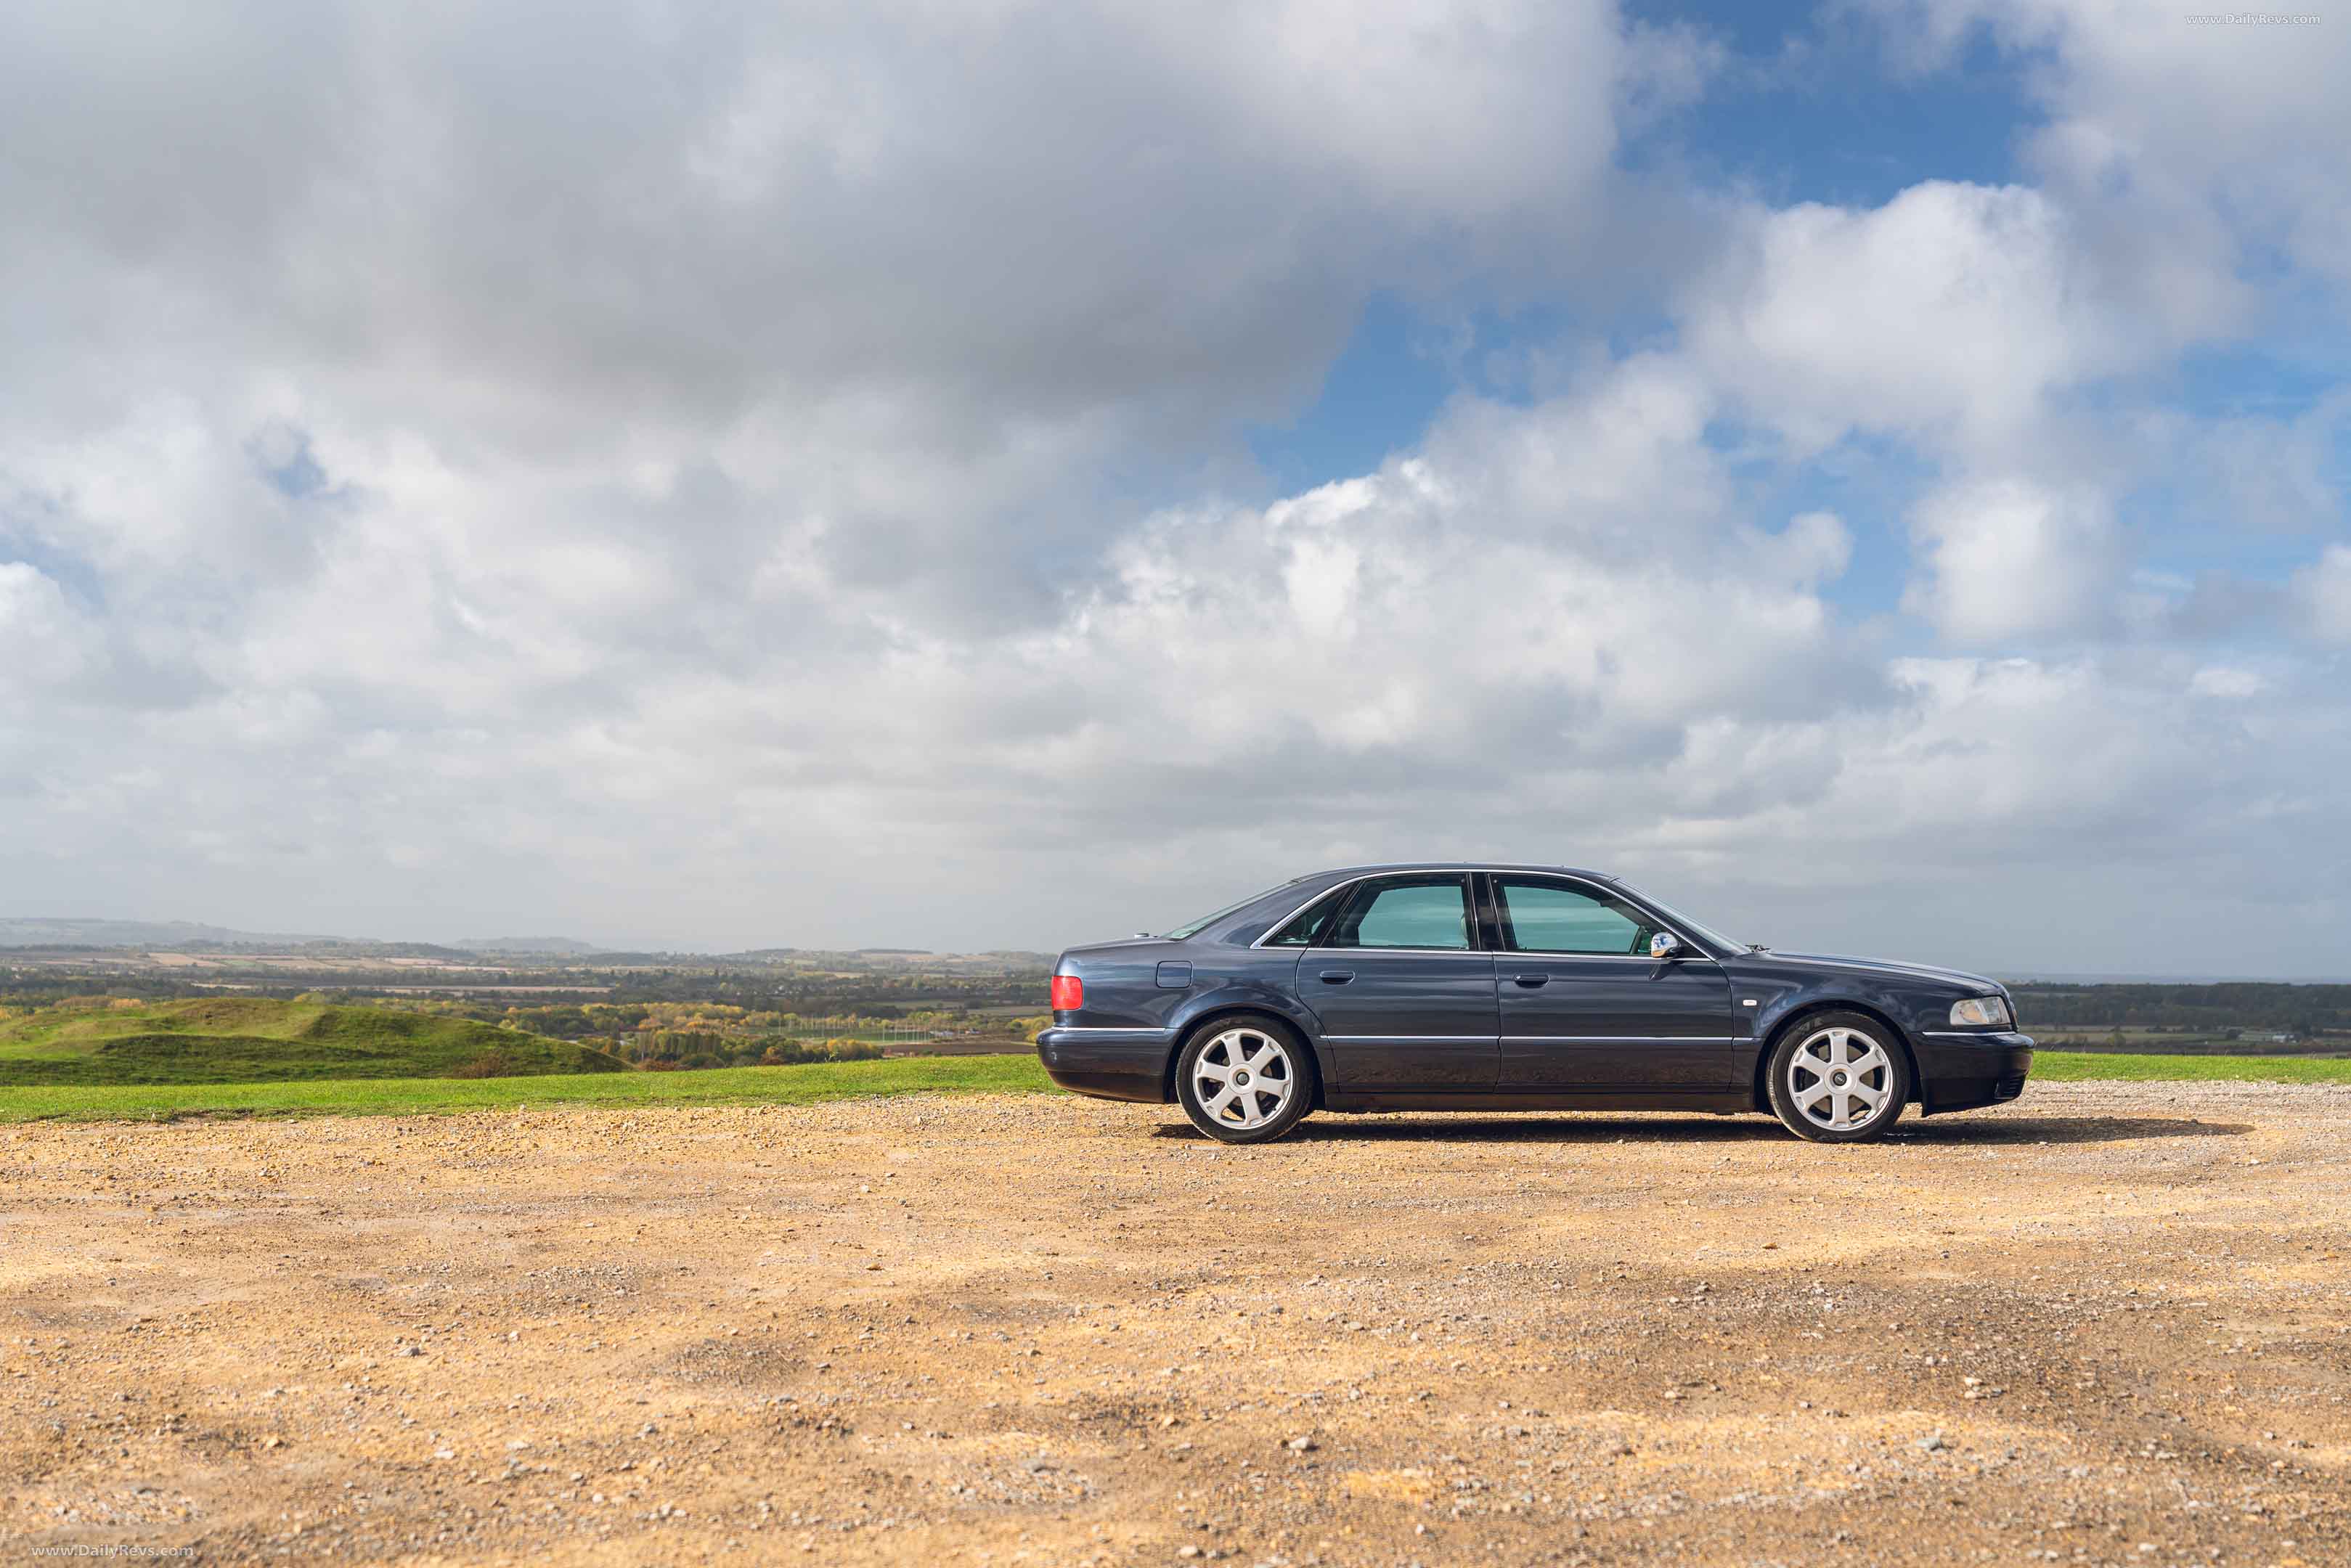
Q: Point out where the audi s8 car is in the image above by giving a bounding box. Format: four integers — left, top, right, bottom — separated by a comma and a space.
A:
1035, 865, 2032, 1144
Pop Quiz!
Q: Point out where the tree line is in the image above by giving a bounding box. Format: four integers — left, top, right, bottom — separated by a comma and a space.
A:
2013, 983, 2351, 1037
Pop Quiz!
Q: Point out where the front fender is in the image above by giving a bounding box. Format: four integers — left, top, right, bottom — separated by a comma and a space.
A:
1734, 967, 1947, 1106
1749, 978, 1938, 1050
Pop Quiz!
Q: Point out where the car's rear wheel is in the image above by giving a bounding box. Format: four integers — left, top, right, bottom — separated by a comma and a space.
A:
1766, 1012, 1910, 1143
1176, 1014, 1313, 1144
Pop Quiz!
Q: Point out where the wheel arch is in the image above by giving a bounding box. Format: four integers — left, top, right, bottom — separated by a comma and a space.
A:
1750, 1000, 1922, 1113
1162, 1005, 1327, 1111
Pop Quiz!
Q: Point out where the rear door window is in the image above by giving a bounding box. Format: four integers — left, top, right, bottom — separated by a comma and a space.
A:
1324, 875, 1476, 950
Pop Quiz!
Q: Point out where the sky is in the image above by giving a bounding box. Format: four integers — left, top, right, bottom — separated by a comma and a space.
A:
2, 1, 2348, 974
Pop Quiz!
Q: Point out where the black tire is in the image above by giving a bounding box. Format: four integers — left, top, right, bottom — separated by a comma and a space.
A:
1765, 1011, 1911, 1143
1174, 1013, 1315, 1145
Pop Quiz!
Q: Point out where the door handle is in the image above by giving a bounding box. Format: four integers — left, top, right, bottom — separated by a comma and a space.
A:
1319, 970, 1355, 984
1512, 973, 1551, 987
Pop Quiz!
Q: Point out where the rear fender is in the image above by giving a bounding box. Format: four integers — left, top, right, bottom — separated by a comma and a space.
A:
1164, 976, 1328, 1102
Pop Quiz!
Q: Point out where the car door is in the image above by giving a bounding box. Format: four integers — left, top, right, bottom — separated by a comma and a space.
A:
1301, 873, 1499, 1090
1485, 873, 1735, 1091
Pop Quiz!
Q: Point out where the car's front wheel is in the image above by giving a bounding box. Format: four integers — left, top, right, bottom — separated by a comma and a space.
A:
1175, 1014, 1313, 1144
1765, 1012, 1910, 1143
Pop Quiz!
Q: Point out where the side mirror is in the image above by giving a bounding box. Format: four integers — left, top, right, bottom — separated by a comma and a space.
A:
1649, 931, 1683, 961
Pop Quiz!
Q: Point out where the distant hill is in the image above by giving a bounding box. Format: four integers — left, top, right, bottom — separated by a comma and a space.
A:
0, 918, 335, 950
456, 936, 603, 956
0, 918, 1053, 968
0, 997, 629, 1086
289, 940, 479, 961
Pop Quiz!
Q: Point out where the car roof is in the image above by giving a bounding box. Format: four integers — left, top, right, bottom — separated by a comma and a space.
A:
1294, 862, 1618, 883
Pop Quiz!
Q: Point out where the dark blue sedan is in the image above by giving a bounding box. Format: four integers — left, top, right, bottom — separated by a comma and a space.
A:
1036, 864, 2033, 1143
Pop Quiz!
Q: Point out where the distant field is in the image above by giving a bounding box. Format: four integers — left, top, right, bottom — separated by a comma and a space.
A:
2026, 1029, 2342, 1055
0, 996, 624, 1085
0, 1048, 2342, 1124
0, 1053, 1050, 1122
2030, 1050, 2351, 1084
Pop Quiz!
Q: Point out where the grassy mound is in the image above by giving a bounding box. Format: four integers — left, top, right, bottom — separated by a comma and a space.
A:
0, 997, 627, 1086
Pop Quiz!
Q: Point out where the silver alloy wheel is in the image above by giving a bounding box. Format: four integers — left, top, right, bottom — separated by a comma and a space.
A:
1191, 1026, 1296, 1131
1788, 1026, 1894, 1132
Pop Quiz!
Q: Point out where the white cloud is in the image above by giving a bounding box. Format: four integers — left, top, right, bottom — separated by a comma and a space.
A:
1683, 181, 2147, 455
4, 357, 1898, 945
1902, 477, 2120, 642
2188, 666, 2265, 700
2, 361, 2346, 971
1059, 385, 1872, 761
0, 562, 91, 694
0, 1, 1671, 631
2296, 545, 2351, 642
1868, 0, 2350, 293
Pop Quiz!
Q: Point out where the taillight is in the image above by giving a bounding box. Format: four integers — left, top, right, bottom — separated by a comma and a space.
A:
1050, 974, 1083, 1011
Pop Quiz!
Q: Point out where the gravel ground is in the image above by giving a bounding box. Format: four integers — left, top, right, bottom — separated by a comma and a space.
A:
2, 1082, 2347, 1567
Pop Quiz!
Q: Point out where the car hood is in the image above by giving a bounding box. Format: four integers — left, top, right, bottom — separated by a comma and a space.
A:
1749, 950, 2004, 993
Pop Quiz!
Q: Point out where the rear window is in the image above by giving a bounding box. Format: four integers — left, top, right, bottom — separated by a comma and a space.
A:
1262, 886, 1347, 947
1163, 883, 1293, 940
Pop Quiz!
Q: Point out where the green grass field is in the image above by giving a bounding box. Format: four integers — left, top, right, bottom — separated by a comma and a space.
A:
0, 997, 625, 1086
0, 1053, 1049, 1123
2029, 1050, 2351, 1084
0, 1048, 2341, 1124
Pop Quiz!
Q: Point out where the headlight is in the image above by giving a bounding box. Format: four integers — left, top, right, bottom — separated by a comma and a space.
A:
1949, 996, 2011, 1029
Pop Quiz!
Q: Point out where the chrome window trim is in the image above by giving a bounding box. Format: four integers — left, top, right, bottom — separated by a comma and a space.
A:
1302, 945, 1491, 958
1502, 952, 1722, 965
1250, 867, 1712, 956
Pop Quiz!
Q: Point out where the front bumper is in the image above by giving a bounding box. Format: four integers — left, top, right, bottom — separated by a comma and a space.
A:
1914, 1030, 2034, 1114
1035, 1026, 1171, 1103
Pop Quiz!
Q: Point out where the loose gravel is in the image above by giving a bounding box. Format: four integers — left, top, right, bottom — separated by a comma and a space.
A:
3, 1082, 2347, 1565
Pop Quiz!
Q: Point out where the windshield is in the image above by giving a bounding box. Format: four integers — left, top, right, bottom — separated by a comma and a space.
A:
1161, 882, 1296, 940
1610, 881, 1747, 954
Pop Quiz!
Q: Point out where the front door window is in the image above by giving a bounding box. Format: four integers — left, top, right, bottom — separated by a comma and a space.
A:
1492, 878, 1658, 956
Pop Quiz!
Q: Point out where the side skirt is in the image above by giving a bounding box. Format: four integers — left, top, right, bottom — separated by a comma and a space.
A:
1324, 1088, 1754, 1114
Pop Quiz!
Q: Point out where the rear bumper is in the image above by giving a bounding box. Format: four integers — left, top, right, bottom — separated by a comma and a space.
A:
1914, 1031, 2034, 1114
1035, 1026, 1171, 1104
